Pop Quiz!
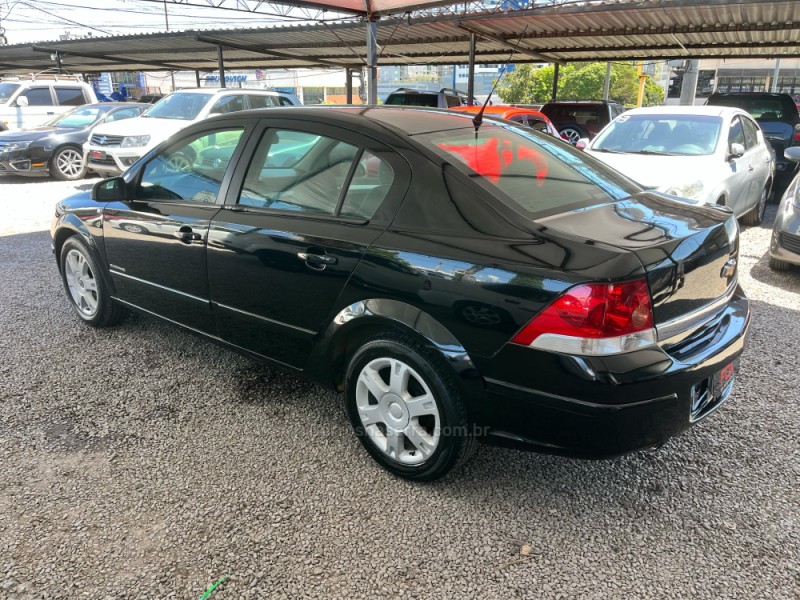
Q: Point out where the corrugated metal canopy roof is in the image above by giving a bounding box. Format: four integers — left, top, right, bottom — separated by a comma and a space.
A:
0, 0, 797, 75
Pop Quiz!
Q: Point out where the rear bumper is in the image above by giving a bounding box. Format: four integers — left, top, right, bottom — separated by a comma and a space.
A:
471, 287, 750, 457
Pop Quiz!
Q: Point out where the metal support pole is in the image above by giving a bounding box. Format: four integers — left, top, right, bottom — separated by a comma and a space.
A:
345, 69, 353, 104
771, 58, 782, 93
195, 70, 201, 87
603, 62, 612, 101
366, 19, 378, 105
467, 32, 476, 103
679, 59, 699, 105
217, 45, 226, 88
551, 63, 560, 101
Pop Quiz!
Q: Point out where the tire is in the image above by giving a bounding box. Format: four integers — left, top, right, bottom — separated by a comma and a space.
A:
557, 124, 588, 145
741, 186, 768, 226
60, 236, 127, 327
344, 334, 476, 481
50, 146, 87, 181
769, 256, 791, 271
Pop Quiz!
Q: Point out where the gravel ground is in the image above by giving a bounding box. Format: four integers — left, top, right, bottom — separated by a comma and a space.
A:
1, 175, 799, 599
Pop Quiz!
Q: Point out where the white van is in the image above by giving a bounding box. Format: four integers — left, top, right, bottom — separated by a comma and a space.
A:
0, 76, 98, 131
84, 88, 301, 175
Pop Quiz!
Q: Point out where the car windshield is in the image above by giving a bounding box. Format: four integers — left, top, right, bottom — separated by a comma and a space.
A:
416, 122, 639, 216
384, 93, 439, 107
593, 114, 722, 156
707, 95, 796, 120
47, 105, 108, 128
0, 82, 20, 103
143, 92, 214, 120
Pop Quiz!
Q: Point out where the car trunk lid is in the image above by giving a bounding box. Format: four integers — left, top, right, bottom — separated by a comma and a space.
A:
537, 192, 738, 328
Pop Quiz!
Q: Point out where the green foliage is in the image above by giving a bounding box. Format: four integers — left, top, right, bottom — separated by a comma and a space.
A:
497, 62, 665, 107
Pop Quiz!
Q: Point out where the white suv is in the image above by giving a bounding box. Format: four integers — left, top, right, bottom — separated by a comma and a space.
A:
0, 76, 97, 131
84, 88, 300, 174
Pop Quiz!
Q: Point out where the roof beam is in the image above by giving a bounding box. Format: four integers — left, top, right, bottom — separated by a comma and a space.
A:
194, 34, 359, 68
31, 45, 192, 72
457, 24, 564, 64
537, 40, 800, 55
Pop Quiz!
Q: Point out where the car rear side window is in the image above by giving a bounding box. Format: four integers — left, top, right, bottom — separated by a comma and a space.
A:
238, 129, 358, 215
247, 95, 278, 109
339, 151, 393, 219
54, 87, 87, 106
138, 128, 244, 202
418, 123, 639, 215
20, 87, 52, 106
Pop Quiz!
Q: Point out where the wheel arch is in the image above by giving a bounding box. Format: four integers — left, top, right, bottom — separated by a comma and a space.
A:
308, 299, 481, 395
53, 218, 108, 281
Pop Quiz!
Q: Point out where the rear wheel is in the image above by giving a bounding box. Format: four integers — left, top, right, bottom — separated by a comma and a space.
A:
344, 334, 476, 481
741, 186, 768, 226
50, 146, 87, 181
60, 236, 127, 327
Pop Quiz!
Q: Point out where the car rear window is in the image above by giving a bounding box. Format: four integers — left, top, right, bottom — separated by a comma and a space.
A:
384, 93, 439, 107
707, 95, 798, 120
416, 123, 639, 216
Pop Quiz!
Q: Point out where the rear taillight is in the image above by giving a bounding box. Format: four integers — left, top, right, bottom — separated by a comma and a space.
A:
511, 279, 657, 356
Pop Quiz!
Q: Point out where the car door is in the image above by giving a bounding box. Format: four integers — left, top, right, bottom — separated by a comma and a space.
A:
741, 115, 771, 206
725, 116, 751, 214
207, 121, 410, 368
14, 85, 55, 129
102, 124, 250, 333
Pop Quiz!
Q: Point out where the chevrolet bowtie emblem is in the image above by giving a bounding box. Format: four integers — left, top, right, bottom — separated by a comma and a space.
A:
721, 258, 737, 278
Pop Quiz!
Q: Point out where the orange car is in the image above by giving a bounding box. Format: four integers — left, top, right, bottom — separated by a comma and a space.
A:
449, 105, 563, 139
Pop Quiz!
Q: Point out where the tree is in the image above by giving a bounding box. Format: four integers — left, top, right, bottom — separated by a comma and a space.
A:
498, 61, 665, 107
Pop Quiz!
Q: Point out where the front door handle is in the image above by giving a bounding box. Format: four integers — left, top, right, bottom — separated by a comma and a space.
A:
297, 252, 337, 267
173, 226, 201, 244
748, 164, 754, 172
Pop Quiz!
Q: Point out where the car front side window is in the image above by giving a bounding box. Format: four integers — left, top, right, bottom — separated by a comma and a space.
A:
137, 128, 245, 202
20, 87, 53, 106
742, 117, 760, 150
728, 117, 745, 151
238, 129, 358, 215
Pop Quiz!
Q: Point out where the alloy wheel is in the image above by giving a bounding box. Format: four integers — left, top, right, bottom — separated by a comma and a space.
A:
64, 249, 99, 317
560, 127, 582, 144
55, 148, 84, 179
354, 357, 441, 465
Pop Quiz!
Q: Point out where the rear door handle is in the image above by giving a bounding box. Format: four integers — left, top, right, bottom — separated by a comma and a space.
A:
297, 252, 337, 266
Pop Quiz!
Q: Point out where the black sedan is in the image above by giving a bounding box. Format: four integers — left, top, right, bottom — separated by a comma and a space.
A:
50, 107, 750, 480
0, 102, 148, 180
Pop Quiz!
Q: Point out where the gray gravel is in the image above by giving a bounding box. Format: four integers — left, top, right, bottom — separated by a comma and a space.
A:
1, 174, 799, 599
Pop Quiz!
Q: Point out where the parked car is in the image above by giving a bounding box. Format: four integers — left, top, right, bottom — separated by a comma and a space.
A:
769, 146, 800, 270
448, 105, 562, 137
84, 88, 301, 175
540, 99, 625, 144
0, 76, 98, 131
705, 92, 800, 193
383, 87, 475, 108
0, 102, 148, 180
51, 107, 750, 480
583, 106, 773, 226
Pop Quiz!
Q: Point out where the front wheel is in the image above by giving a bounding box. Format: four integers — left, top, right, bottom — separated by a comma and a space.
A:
557, 124, 588, 145
60, 236, 127, 327
345, 335, 476, 481
50, 146, 87, 181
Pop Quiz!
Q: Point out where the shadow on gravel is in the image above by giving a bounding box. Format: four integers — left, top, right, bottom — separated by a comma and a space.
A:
748, 249, 800, 292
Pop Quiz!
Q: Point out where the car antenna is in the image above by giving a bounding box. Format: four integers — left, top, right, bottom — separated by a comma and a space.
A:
473, 25, 529, 131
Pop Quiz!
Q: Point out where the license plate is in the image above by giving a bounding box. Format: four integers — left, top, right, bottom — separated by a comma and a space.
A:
89, 150, 106, 160
712, 360, 737, 398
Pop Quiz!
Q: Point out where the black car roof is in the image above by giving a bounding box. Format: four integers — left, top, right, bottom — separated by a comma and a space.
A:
216, 106, 481, 136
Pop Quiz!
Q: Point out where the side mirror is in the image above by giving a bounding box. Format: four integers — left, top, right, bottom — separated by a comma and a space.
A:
729, 143, 745, 159
575, 138, 590, 151
784, 146, 800, 165
15, 96, 29, 108
92, 176, 126, 201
